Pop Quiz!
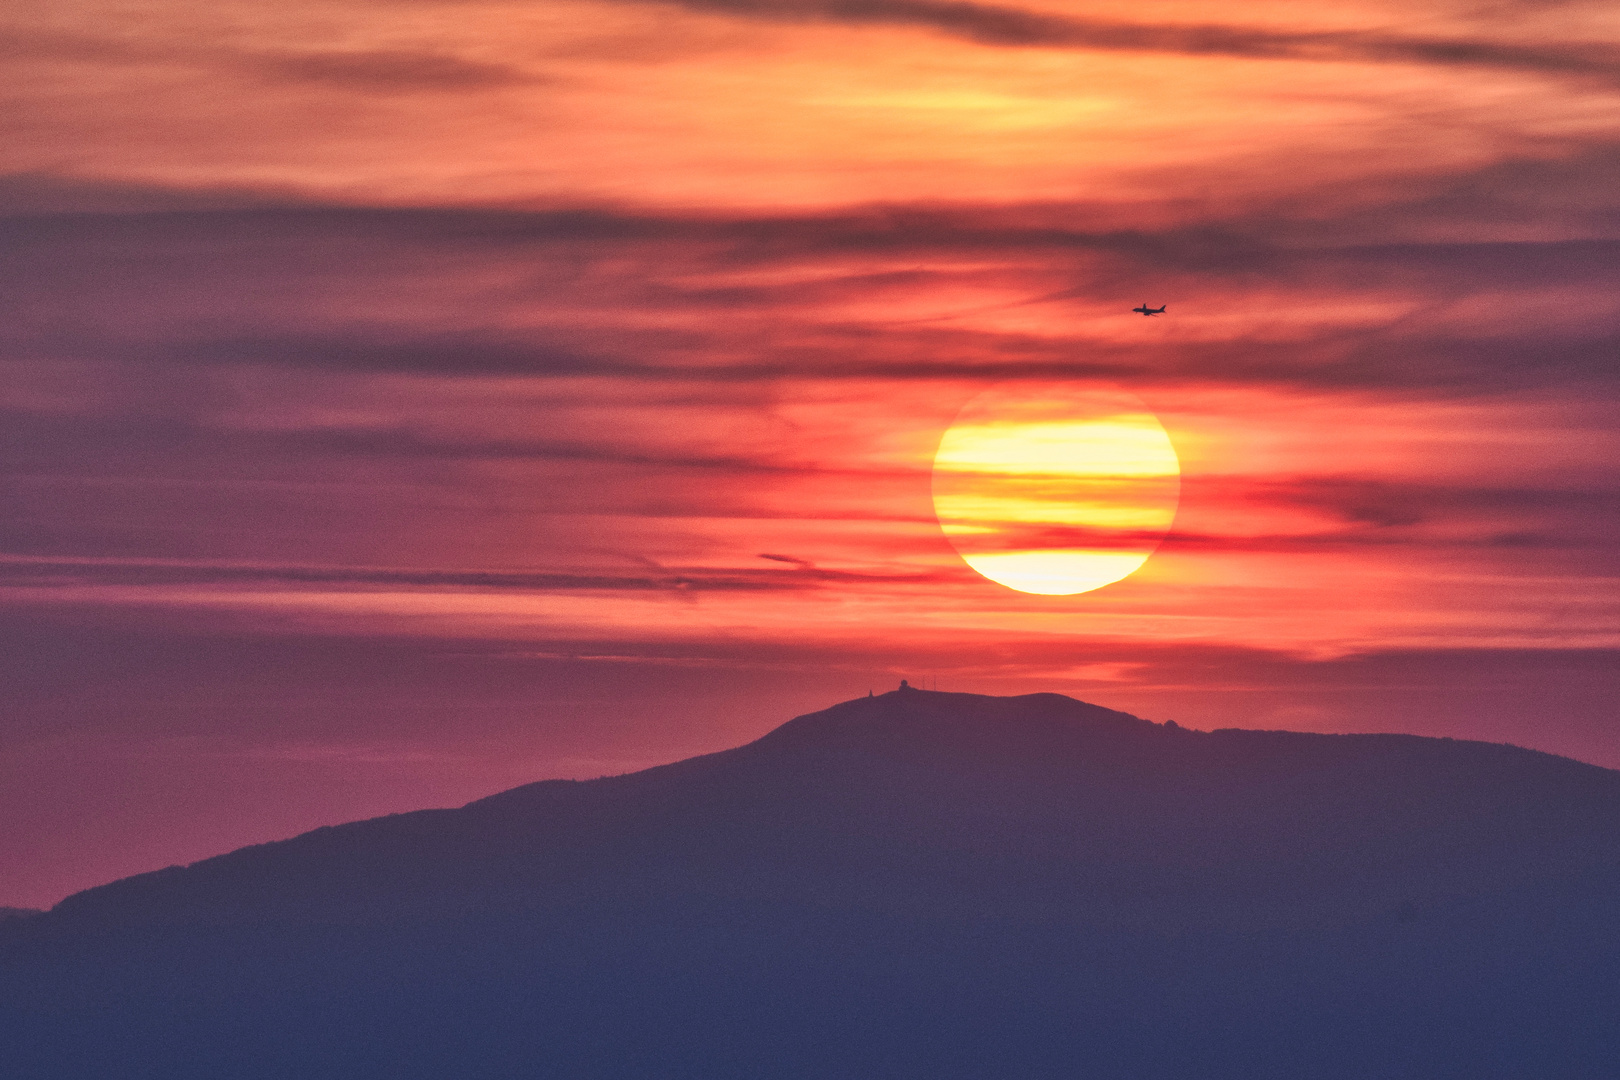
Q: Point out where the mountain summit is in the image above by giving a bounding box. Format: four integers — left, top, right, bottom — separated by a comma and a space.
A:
5, 689, 1619, 1078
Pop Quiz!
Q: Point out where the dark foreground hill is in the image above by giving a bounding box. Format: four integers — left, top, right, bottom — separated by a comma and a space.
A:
4, 689, 1619, 1078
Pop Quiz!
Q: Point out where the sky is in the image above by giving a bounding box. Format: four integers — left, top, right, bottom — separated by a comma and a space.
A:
3, 0, 1618, 908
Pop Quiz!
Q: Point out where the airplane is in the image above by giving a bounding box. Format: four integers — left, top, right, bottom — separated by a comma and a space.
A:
1132, 303, 1166, 316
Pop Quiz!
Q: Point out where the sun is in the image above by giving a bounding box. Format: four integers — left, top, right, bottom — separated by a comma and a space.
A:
931, 384, 1181, 595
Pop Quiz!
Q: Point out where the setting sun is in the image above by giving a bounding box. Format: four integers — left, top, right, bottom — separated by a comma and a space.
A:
932, 385, 1181, 595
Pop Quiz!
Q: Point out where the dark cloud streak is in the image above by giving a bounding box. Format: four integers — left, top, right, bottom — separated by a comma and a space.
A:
5, 195, 1620, 394
0, 555, 962, 593
2, 28, 535, 91
639, 0, 1620, 82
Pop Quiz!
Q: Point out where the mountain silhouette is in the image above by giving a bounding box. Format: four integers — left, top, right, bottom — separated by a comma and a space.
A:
4, 688, 1619, 1078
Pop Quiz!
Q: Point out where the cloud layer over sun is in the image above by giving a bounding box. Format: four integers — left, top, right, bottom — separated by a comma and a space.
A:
2, 0, 1618, 905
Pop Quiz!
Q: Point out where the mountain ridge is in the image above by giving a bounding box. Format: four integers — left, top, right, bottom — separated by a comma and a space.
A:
25, 688, 1620, 930
5, 688, 1619, 1079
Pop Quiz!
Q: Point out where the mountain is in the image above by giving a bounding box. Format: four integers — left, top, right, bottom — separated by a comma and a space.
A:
4, 688, 1619, 1078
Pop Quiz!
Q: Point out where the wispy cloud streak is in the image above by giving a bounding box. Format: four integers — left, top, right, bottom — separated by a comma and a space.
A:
645, 0, 1620, 81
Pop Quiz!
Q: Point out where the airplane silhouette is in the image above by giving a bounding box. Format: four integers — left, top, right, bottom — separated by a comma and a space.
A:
1132, 304, 1166, 316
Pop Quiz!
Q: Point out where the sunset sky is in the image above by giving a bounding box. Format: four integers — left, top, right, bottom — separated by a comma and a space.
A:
4, 0, 1619, 907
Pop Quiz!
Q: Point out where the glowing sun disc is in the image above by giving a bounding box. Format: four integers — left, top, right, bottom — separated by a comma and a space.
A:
932, 384, 1180, 595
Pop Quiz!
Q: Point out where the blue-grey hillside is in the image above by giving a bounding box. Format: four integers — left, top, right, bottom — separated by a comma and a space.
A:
4, 689, 1619, 1079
